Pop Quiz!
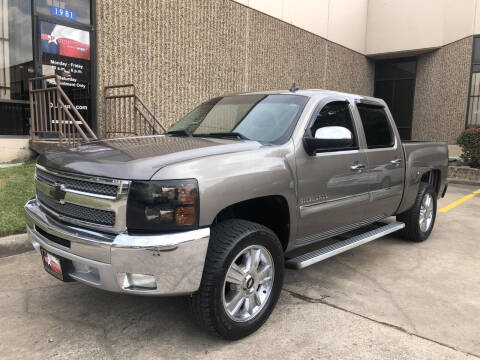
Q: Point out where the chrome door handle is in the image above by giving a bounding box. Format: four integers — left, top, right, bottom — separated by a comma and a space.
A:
351, 163, 366, 171
390, 158, 402, 165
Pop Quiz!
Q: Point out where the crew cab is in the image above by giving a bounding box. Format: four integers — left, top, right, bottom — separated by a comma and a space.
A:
25, 89, 448, 339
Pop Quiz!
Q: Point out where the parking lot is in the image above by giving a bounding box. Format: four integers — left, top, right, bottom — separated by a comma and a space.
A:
0, 183, 479, 359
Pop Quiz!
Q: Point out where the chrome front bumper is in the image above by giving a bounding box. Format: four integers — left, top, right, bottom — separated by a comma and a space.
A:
24, 199, 210, 295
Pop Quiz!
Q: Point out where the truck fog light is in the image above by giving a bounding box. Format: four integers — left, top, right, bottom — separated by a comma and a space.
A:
122, 273, 157, 290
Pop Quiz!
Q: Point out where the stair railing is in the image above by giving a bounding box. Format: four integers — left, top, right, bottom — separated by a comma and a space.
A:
103, 84, 166, 138
28, 75, 97, 146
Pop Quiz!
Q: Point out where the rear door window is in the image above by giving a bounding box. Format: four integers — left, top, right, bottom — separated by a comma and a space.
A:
356, 104, 394, 148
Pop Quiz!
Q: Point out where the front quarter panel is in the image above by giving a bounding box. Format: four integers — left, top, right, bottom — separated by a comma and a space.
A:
151, 142, 298, 240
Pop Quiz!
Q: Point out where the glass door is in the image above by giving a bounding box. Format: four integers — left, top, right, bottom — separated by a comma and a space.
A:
33, 0, 94, 132
374, 58, 417, 140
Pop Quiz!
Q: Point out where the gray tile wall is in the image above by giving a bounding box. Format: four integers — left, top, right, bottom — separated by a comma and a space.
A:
412, 36, 472, 144
95, 0, 374, 135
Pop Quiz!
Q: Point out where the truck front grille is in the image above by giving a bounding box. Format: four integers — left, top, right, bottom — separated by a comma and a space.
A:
34, 165, 130, 232
37, 191, 116, 226
36, 168, 119, 197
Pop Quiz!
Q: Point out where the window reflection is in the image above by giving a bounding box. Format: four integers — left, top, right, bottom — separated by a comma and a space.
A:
0, 0, 33, 135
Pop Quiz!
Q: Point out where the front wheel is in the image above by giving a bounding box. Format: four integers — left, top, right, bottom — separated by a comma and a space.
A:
189, 219, 284, 340
397, 183, 437, 242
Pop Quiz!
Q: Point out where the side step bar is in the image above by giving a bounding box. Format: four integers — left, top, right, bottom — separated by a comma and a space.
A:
286, 222, 405, 269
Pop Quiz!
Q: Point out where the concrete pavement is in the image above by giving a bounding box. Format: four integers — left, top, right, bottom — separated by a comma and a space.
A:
0, 184, 479, 359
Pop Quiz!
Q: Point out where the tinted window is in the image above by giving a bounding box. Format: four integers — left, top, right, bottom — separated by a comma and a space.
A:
0, 0, 33, 135
308, 101, 357, 149
169, 94, 308, 144
474, 37, 480, 63
357, 104, 394, 148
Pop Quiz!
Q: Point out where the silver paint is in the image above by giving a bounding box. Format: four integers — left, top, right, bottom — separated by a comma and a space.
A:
29, 89, 448, 280
25, 199, 210, 295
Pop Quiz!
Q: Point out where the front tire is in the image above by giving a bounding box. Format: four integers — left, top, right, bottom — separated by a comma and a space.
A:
397, 183, 437, 242
189, 219, 284, 340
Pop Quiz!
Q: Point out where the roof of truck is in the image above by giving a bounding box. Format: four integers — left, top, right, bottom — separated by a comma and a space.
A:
240, 89, 384, 104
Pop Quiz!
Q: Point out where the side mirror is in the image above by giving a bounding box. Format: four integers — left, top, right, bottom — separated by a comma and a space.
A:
303, 126, 353, 155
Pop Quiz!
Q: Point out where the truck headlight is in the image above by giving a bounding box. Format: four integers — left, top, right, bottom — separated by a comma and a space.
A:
126, 179, 199, 232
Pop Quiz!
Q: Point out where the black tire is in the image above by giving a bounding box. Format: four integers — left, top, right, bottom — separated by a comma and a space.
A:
397, 183, 437, 242
189, 219, 284, 340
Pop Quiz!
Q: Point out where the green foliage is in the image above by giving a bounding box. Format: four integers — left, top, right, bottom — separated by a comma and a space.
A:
0, 160, 36, 237
457, 127, 480, 168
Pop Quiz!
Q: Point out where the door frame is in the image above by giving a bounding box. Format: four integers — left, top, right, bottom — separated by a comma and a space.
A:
373, 57, 417, 140
31, 0, 97, 133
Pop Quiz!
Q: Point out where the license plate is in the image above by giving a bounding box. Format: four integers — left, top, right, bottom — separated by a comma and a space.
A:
41, 248, 64, 280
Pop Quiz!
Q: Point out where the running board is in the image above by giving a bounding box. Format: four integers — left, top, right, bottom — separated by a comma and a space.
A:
286, 222, 405, 269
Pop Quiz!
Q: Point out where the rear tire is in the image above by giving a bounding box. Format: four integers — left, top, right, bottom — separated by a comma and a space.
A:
189, 219, 284, 340
397, 183, 437, 242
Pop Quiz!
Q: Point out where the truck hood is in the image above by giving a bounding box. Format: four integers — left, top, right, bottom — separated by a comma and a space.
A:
37, 135, 263, 180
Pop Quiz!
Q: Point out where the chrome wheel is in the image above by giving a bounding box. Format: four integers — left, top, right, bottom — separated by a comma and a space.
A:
419, 193, 434, 232
222, 245, 274, 322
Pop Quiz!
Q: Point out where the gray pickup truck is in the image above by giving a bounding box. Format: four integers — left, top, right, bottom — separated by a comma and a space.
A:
25, 89, 448, 339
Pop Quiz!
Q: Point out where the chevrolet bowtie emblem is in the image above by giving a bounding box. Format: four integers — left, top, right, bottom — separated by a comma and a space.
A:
50, 183, 67, 204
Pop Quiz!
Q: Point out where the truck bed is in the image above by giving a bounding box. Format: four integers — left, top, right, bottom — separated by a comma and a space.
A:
397, 141, 449, 213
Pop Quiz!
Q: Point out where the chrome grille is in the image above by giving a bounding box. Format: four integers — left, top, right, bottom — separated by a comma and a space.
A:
36, 168, 118, 197
37, 191, 116, 226
34, 165, 130, 232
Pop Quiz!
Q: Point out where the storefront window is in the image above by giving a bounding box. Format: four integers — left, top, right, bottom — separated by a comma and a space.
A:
35, 0, 91, 25
467, 37, 480, 128
40, 20, 92, 127
0, 0, 34, 135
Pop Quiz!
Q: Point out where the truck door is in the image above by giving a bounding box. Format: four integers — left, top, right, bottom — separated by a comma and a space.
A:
294, 99, 371, 248
353, 101, 405, 217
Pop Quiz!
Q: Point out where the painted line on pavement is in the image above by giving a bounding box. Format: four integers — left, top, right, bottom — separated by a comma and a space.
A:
438, 189, 480, 213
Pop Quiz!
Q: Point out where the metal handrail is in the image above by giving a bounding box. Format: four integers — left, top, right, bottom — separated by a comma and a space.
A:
103, 84, 166, 138
28, 75, 97, 145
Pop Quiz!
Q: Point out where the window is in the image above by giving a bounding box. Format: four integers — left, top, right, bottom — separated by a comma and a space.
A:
169, 94, 308, 144
308, 101, 357, 149
374, 58, 417, 140
357, 104, 394, 148
467, 37, 480, 127
0, 0, 34, 135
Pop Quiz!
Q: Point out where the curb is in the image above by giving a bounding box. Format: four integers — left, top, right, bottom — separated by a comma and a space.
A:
0, 233, 33, 258
448, 178, 480, 187
448, 166, 480, 186
0, 162, 24, 169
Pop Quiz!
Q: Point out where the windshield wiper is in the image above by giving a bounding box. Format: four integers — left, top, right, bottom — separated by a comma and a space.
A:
199, 132, 250, 140
165, 129, 192, 137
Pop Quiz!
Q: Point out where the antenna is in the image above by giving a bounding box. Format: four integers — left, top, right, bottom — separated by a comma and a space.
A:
289, 83, 298, 93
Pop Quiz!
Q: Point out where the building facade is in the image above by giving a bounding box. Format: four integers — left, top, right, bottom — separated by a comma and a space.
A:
1, 0, 479, 161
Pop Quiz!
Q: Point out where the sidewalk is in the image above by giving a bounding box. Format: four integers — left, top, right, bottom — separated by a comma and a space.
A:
0, 233, 31, 258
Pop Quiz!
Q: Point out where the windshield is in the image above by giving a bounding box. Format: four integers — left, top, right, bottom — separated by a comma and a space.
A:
168, 94, 308, 144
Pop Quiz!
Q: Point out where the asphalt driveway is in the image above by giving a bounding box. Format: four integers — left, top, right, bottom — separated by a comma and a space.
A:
0, 183, 479, 359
